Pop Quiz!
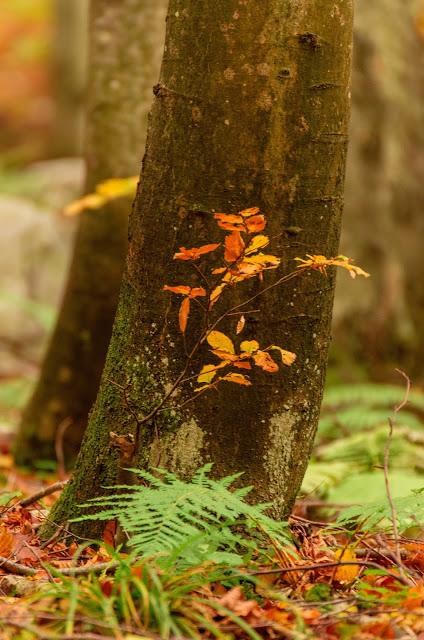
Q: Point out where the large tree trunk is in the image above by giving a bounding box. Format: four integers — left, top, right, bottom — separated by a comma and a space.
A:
48, 0, 353, 534
15, 0, 167, 466
332, 0, 424, 381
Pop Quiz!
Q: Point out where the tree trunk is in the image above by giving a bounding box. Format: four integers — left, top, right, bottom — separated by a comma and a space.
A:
15, 0, 167, 466
48, 0, 353, 534
50, 0, 89, 158
332, 0, 424, 381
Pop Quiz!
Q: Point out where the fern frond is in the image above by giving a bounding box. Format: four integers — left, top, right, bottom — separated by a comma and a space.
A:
338, 488, 424, 529
72, 465, 290, 564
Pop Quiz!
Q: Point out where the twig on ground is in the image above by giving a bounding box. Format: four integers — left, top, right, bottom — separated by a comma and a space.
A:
0, 556, 118, 578
19, 480, 68, 508
250, 560, 412, 586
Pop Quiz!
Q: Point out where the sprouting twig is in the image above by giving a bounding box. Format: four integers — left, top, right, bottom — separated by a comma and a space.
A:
383, 368, 412, 584
19, 481, 68, 508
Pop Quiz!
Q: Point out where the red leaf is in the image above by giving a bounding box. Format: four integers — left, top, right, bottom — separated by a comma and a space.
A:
102, 520, 117, 548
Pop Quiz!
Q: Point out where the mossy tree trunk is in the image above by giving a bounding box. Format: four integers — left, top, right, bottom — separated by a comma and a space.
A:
15, 0, 167, 466
48, 0, 353, 534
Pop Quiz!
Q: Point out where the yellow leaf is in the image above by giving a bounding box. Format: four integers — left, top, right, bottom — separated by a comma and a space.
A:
334, 548, 359, 583
64, 193, 106, 216
197, 363, 228, 384
221, 373, 252, 386
206, 331, 235, 354
269, 346, 296, 366
240, 340, 259, 354
244, 254, 280, 268
245, 235, 270, 255
209, 283, 227, 306
96, 176, 138, 198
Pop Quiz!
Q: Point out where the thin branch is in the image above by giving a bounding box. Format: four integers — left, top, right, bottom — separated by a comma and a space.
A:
19, 481, 68, 508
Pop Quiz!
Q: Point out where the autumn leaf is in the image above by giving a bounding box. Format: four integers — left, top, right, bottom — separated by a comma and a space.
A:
221, 372, 252, 386
179, 297, 191, 333
269, 346, 297, 366
240, 340, 259, 354
334, 548, 359, 583
236, 315, 246, 335
173, 243, 220, 261
233, 360, 252, 370
209, 282, 227, 306
163, 285, 206, 298
244, 253, 280, 268
207, 331, 235, 354
163, 285, 192, 296
245, 215, 266, 233
253, 350, 279, 372
211, 349, 239, 362
295, 254, 370, 278
64, 193, 105, 216
214, 212, 244, 231
239, 207, 260, 218
64, 176, 138, 216
224, 231, 245, 263
0, 526, 13, 557
197, 362, 228, 384
245, 234, 270, 255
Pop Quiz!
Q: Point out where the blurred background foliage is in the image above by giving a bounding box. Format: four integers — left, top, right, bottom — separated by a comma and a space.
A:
1, 0, 424, 500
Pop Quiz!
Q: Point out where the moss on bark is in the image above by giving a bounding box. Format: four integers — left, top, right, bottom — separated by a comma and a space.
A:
47, 0, 353, 536
15, 0, 167, 466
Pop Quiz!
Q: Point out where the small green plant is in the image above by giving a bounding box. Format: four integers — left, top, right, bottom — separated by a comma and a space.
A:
73, 464, 291, 569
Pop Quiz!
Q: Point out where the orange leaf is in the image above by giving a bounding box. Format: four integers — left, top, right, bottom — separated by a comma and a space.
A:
239, 207, 260, 218
0, 526, 13, 557
207, 330, 235, 354
221, 373, 252, 386
225, 231, 245, 263
245, 215, 266, 233
214, 212, 244, 231
211, 349, 239, 361
253, 350, 279, 373
236, 315, 246, 335
233, 360, 252, 370
179, 297, 190, 333
173, 243, 220, 261
189, 287, 207, 298
212, 267, 226, 275
163, 285, 192, 296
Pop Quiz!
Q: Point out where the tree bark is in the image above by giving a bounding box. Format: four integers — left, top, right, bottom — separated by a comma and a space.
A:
15, 0, 167, 466
48, 0, 353, 534
332, 0, 424, 381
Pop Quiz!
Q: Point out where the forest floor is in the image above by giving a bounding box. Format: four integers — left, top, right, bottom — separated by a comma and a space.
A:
1, 435, 424, 639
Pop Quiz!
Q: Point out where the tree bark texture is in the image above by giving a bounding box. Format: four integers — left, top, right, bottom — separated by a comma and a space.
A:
49, 0, 353, 533
332, 0, 424, 381
15, 0, 167, 466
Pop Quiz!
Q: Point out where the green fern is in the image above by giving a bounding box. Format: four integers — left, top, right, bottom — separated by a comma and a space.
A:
337, 488, 424, 530
73, 464, 290, 567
